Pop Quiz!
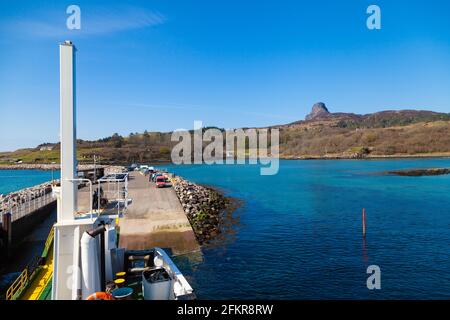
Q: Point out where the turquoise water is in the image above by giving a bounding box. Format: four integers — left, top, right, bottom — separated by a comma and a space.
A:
167, 159, 450, 299
2, 160, 450, 299
0, 170, 60, 195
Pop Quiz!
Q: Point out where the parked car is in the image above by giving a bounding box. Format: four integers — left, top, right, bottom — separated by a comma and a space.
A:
153, 173, 163, 180
127, 164, 138, 172
155, 176, 167, 188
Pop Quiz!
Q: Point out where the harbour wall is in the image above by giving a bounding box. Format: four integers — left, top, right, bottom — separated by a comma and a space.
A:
10, 201, 56, 244
1, 199, 56, 266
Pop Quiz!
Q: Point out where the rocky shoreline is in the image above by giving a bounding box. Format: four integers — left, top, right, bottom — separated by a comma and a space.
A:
387, 168, 450, 177
281, 154, 450, 160
172, 177, 230, 245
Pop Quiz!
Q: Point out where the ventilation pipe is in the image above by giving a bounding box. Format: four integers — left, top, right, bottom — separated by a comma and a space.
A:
80, 225, 106, 298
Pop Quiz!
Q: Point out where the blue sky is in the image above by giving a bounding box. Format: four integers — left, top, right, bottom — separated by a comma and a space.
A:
0, 0, 449, 151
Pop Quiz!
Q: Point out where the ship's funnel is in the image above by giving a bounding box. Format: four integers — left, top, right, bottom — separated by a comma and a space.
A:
59, 40, 77, 220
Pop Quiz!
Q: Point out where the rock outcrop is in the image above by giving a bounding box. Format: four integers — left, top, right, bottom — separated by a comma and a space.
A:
305, 102, 330, 120
388, 168, 450, 176
173, 177, 228, 245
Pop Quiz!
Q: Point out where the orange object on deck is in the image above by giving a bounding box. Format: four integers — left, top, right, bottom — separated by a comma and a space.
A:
86, 292, 113, 300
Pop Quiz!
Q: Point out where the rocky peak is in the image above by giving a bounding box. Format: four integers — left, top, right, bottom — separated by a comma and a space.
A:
305, 102, 330, 120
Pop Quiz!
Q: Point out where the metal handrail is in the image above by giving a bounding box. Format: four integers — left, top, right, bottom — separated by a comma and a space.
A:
8, 191, 55, 222
6, 268, 28, 300
5, 226, 55, 300
43, 226, 55, 256
97, 174, 129, 215
65, 178, 93, 220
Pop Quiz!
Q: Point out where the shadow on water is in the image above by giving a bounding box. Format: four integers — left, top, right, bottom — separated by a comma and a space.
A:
172, 195, 243, 288
189, 182, 244, 254
207, 196, 243, 251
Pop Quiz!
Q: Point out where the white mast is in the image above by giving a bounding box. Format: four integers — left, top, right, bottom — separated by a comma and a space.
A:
53, 41, 99, 300
59, 40, 77, 220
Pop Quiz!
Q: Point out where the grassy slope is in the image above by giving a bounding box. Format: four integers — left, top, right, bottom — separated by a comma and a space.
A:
2, 112, 450, 164
279, 120, 450, 158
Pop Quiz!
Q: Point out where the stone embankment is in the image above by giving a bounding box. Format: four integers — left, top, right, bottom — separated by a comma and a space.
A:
0, 165, 124, 215
0, 181, 55, 215
172, 177, 228, 244
104, 166, 126, 175
0, 164, 125, 173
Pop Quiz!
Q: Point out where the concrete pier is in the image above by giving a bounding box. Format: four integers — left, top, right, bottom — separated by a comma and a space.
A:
119, 172, 199, 255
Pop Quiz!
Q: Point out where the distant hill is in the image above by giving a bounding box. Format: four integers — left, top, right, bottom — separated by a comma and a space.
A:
278, 103, 450, 158
2, 103, 450, 164
291, 102, 450, 129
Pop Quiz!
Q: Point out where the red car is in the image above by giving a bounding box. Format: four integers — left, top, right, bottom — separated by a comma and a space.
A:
155, 176, 167, 188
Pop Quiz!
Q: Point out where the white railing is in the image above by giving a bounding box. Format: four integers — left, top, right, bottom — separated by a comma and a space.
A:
66, 178, 94, 221
3, 191, 56, 222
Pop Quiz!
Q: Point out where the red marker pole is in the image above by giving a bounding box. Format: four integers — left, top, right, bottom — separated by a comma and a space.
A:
362, 208, 366, 237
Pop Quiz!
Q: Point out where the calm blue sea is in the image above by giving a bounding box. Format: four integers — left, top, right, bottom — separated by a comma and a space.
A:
2, 159, 450, 299
167, 159, 450, 299
0, 170, 60, 195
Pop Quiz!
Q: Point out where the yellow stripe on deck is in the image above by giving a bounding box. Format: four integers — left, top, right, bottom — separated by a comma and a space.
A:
20, 247, 54, 300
